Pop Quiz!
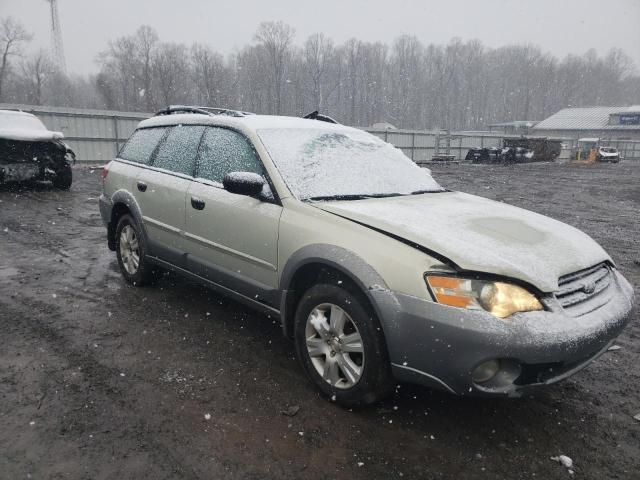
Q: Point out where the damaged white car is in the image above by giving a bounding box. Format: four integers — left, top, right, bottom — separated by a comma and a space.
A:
0, 109, 75, 189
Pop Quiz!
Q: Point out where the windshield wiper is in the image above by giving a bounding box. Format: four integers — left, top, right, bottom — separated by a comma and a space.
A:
410, 188, 447, 195
305, 193, 405, 202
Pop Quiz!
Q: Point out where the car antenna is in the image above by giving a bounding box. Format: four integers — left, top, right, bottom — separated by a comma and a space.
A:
303, 111, 339, 124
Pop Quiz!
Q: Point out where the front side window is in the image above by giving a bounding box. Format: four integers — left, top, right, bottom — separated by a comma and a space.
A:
119, 127, 167, 165
152, 125, 205, 176
196, 127, 265, 183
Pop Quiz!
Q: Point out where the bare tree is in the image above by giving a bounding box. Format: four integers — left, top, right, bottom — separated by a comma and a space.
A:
254, 21, 295, 114
191, 43, 226, 106
0, 17, 32, 101
21, 49, 53, 105
135, 26, 159, 111
342, 38, 363, 125
303, 33, 334, 110
235, 45, 270, 113
96, 36, 139, 109
85, 24, 640, 129
153, 43, 189, 106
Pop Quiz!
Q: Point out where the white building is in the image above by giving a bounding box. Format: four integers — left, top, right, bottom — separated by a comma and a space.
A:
533, 106, 640, 141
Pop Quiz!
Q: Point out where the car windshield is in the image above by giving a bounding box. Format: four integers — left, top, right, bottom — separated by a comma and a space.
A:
601, 147, 617, 153
257, 127, 443, 200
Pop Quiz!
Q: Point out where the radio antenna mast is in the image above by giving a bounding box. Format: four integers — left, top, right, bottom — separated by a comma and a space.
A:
46, 0, 67, 74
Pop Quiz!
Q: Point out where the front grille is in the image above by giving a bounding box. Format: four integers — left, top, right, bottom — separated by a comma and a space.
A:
555, 263, 612, 316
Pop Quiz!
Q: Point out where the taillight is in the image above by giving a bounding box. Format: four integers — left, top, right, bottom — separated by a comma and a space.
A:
102, 162, 111, 182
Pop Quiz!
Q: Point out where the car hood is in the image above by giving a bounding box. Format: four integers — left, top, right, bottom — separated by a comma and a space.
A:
316, 191, 611, 292
0, 128, 64, 142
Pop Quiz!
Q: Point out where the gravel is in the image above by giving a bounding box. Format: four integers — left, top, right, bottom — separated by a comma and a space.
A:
0, 162, 638, 479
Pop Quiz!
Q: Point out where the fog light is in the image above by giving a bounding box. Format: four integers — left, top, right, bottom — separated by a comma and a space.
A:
472, 360, 500, 383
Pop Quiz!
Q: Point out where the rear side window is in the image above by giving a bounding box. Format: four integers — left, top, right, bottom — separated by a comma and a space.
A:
119, 127, 167, 164
152, 125, 205, 176
196, 127, 265, 183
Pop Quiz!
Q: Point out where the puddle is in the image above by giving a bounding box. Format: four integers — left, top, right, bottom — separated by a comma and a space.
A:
0, 266, 19, 279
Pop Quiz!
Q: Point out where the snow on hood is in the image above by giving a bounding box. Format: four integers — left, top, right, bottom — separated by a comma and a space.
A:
315, 192, 611, 292
0, 110, 64, 142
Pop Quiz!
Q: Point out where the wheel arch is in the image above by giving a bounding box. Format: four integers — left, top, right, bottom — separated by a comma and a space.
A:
279, 245, 400, 343
107, 190, 147, 251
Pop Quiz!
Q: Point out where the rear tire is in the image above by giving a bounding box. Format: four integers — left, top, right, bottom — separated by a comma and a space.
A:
115, 214, 156, 286
294, 283, 394, 407
52, 162, 72, 190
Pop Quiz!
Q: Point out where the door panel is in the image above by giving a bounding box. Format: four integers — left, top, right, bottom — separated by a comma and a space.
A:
184, 182, 282, 301
132, 125, 205, 267
135, 169, 192, 266
182, 126, 282, 304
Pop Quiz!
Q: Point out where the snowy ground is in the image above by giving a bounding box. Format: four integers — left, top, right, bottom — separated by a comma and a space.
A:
0, 162, 638, 479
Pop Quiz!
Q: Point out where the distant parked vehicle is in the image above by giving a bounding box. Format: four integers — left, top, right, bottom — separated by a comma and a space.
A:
501, 146, 535, 163
503, 137, 561, 162
0, 110, 75, 189
465, 147, 502, 163
597, 147, 620, 163
465, 146, 534, 164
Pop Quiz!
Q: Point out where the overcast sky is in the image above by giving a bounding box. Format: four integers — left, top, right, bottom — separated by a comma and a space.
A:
3, 0, 640, 75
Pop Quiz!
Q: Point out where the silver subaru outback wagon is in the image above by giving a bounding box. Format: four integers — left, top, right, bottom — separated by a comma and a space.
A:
99, 106, 635, 406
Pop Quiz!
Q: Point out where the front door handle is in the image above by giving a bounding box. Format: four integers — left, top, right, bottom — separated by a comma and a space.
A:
191, 196, 205, 210
137, 181, 147, 192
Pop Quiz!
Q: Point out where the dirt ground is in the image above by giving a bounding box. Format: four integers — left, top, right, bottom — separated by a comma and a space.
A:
0, 161, 638, 480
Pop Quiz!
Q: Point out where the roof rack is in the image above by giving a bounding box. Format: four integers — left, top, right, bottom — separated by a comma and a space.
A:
154, 105, 254, 118
303, 111, 339, 124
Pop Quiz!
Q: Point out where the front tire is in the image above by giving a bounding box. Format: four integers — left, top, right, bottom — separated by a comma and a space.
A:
52, 162, 72, 190
115, 214, 156, 286
294, 283, 394, 407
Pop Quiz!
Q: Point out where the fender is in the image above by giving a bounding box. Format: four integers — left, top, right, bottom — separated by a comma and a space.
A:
107, 190, 149, 251
279, 244, 402, 339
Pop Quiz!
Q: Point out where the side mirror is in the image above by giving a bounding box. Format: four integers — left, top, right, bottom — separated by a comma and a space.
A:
223, 172, 265, 197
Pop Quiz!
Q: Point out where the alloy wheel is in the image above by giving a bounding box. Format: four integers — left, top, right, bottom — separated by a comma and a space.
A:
305, 303, 365, 389
119, 224, 140, 275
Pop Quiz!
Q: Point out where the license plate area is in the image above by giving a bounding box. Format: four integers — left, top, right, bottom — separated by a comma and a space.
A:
1, 163, 40, 182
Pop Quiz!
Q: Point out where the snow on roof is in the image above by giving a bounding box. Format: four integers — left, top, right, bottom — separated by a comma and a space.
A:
139, 113, 360, 134
612, 105, 640, 115
534, 106, 640, 131
488, 120, 539, 128
0, 109, 64, 141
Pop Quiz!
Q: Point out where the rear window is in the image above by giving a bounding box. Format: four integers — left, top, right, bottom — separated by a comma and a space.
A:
152, 125, 205, 176
119, 127, 167, 164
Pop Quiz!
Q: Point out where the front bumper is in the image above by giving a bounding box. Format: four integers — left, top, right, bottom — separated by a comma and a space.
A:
0, 162, 41, 183
373, 269, 635, 397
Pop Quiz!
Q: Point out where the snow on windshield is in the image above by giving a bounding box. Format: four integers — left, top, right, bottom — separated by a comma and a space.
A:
257, 128, 442, 199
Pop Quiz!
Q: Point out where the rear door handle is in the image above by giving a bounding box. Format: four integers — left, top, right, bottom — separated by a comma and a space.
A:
191, 196, 205, 210
137, 181, 147, 192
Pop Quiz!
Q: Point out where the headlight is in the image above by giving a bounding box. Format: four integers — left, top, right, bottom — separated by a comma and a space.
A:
425, 275, 543, 319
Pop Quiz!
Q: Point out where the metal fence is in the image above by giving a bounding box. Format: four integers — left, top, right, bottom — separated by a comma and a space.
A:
367, 129, 640, 162
2, 103, 639, 163
368, 129, 503, 162
0, 103, 147, 163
